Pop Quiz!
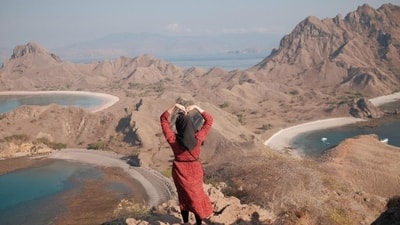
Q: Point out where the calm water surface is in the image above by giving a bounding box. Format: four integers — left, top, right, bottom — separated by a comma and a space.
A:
0, 160, 99, 224
159, 52, 266, 70
0, 94, 105, 114
291, 101, 400, 156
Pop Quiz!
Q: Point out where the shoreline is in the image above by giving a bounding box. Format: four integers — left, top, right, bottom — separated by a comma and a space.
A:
48, 148, 175, 207
0, 90, 120, 113
264, 92, 400, 151
0, 91, 175, 207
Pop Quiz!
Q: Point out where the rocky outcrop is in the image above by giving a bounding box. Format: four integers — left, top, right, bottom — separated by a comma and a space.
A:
349, 98, 384, 118
11, 42, 62, 63
120, 183, 275, 225
371, 196, 400, 225
0, 141, 52, 159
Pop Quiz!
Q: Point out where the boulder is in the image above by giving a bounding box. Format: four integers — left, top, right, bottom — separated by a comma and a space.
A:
349, 98, 384, 118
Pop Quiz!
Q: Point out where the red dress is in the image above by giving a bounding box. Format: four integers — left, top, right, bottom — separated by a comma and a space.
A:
160, 110, 213, 219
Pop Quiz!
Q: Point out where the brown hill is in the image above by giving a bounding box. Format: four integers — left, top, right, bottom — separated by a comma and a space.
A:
252, 3, 400, 97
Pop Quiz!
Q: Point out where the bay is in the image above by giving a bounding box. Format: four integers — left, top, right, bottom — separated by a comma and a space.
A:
291, 101, 400, 156
0, 160, 99, 224
0, 94, 105, 114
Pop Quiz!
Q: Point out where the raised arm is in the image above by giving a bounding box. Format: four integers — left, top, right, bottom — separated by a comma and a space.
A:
187, 105, 213, 141
160, 104, 186, 144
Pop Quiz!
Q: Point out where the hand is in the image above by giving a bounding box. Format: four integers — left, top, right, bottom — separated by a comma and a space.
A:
175, 103, 186, 112
167, 103, 186, 114
175, 103, 188, 115
186, 105, 196, 112
186, 105, 204, 113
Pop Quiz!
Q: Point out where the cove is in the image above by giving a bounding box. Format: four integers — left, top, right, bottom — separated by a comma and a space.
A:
0, 159, 135, 225
291, 119, 400, 156
291, 100, 400, 156
0, 93, 105, 114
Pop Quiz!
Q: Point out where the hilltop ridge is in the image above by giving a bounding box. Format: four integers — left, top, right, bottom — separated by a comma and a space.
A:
253, 3, 400, 97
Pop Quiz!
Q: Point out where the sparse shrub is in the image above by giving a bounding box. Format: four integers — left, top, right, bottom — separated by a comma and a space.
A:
154, 83, 165, 93
112, 199, 151, 221
4, 134, 29, 143
236, 113, 246, 125
322, 176, 350, 193
128, 82, 142, 89
48, 142, 67, 150
328, 208, 354, 225
35, 137, 51, 145
161, 167, 172, 178
221, 183, 248, 200
87, 141, 106, 150
260, 124, 272, 130
219, 102, 229, 108
35, 137, 66, 150
289, 90, 299, 95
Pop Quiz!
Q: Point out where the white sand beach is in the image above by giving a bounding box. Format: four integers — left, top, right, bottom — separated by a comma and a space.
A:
0, 91, 119, 112
264, 92, 400, 151
369, 92, 400, 107
49, 148, 174, 206
264, 117, 365, 151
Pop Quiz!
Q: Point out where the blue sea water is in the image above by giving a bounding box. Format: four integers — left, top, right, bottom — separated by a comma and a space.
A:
291, 100, 400, 156
291, 120, 400, 156
73, 53, 267, 71
159, 53, 266, 70
0, 160, 102, 225
0, 94, 105, 114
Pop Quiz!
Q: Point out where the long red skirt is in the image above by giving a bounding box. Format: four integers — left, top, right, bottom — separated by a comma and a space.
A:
172, 160, 213, 219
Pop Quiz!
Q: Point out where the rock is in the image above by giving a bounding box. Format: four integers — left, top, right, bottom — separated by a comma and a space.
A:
122, 182, 275, 225
371, 196, 400, 225
349, 98, 384, 118
10, 42, 62, 63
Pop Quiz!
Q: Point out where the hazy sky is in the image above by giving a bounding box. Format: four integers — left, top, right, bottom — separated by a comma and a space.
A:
0, 0, 396, 49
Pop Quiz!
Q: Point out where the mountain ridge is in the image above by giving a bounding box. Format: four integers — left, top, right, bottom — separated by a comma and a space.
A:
252, 3, 400, 97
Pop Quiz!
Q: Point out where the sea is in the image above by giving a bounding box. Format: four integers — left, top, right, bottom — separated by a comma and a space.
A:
291, 119, 400, 156
159, 52, 267, 71
291, 101, 400, 156
71, 52, 267, 71
0, 93, 105, 114
0, 159, 138, 225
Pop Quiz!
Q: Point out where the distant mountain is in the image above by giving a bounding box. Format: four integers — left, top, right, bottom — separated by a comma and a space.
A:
252, 3, 400, 97
53, 32, 281, 62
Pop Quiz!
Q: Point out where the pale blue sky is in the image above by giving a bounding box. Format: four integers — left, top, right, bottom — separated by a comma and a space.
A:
0, 0, 396, 48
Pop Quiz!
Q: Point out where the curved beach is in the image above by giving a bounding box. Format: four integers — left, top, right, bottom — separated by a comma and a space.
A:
49, 149, 174, 206
0, 91, 175, 206
0, 91, 120, 112
264, 92, 400, 151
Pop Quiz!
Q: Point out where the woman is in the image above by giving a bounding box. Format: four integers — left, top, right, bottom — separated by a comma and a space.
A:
160, 103, 213, 225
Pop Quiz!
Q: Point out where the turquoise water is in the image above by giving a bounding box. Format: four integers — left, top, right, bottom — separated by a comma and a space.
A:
291, 120, 400, 156
292, 101, 400, 156
0, 94, 104, 114
0, 160, 101, 224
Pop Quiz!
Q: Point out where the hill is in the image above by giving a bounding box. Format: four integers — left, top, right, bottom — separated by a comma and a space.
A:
0, 3, 399, 225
